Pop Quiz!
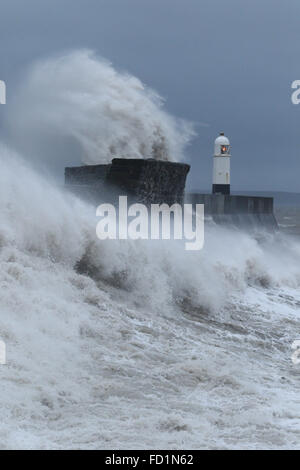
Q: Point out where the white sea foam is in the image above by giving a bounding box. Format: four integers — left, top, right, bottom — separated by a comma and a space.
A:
6, 50, 195, 165
0, 144, 299, 449
0, 49, 299, 448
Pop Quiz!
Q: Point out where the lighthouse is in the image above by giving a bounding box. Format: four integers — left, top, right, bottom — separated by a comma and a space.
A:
212, 132, 231, 195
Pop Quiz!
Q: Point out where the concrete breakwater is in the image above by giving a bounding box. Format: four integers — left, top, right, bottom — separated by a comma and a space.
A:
65, 158, 190, 206
185, 193, 278, 230
65, 158, 277, 230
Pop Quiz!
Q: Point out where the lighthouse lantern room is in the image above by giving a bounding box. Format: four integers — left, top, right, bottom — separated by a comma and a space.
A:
212, 132, 231, 195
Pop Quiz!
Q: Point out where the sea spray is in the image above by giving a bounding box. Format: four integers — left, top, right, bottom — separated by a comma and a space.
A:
0, 144, 299, 448
6, 50, 195, 166
0, 46, 300, 447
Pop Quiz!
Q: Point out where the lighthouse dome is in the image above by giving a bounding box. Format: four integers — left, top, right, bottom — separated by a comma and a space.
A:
214, 132, 231, 156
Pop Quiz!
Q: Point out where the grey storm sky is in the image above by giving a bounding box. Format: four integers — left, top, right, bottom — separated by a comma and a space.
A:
0, 0, 299, 191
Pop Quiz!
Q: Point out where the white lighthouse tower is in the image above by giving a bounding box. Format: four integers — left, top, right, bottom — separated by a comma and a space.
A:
212, 132, 231, 195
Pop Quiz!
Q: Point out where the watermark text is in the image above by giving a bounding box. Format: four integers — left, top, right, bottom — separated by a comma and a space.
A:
96, 196, 204, 251
0, 80, 6, 104
0, 340, 6, 365
291, 340, 300, 365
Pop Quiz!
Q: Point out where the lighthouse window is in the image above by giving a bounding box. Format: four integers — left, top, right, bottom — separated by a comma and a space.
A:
221, 145, 229, 154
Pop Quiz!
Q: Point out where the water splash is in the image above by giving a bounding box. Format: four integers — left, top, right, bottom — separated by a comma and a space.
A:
7, 50, 195, 165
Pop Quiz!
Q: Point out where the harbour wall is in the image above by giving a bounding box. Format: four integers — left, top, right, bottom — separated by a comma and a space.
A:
65, 158, 190, 205
185, 193, 278, 230
65, 159, 278, 230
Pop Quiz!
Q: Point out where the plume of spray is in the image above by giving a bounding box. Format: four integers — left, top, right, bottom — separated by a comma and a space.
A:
7, 50, 195, 165
0, 144, 300, 448
1, 50, 300, 449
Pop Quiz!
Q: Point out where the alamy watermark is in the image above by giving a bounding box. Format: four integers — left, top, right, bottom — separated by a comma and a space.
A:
291, 80, 300, 104
0, 340, 6, 365
0, 80, 6, 104
96, 196, 204, 250
291, 340, 300, 365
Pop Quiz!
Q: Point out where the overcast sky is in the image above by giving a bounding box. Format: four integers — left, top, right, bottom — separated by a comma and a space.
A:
0, 0, 299, 191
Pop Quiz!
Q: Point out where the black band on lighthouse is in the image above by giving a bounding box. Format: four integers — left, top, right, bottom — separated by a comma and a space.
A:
212, 184, 230, 195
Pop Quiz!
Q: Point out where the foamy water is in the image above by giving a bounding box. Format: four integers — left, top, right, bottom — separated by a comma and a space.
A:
6, 50, 195, 165
0, 50, 299, 449
0, 145, 299, 449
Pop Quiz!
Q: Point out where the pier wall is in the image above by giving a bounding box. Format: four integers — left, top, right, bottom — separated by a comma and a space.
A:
65, 158, 190, 205
65, 160, 277, 230
185, 193, 278, 229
